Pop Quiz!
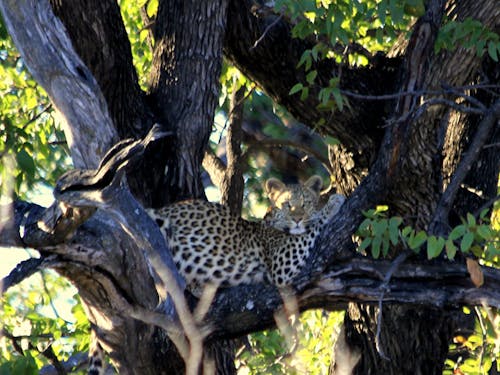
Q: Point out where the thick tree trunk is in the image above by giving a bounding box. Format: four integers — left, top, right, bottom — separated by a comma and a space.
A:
1, 0, 499, 374
148, 0, 229, 202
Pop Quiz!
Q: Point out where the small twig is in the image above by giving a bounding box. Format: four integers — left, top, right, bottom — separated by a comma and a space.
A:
40, 269, 71, 324
21, 103, 53, 130
139, 7, 155, 51
341, 83, 500, 102
473, 194, 500, 219
483, 142, 500, 149
251, 14, 283, 50
414, 98, 485, 117
441, 83, 487, 111
474, 306, 487, 374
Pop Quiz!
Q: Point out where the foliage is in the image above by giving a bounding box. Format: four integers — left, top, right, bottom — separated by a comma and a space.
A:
444, 307, 500, 375
119, 0, 155, 89
0, 19, 69, 200
0, 266, 89, 374
1, 0, 499, 373
356, 206, 500, 263
280, 0, 424, 112
356, 204, 500, 373
237, 310, 344, 374
435, 17, 500, 62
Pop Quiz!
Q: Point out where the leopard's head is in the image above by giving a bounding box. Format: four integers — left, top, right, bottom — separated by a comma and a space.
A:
263, 175, 323, 234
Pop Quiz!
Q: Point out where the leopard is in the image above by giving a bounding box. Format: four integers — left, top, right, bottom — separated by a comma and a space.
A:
148, 175, 345, 293
88, 175, 345, 374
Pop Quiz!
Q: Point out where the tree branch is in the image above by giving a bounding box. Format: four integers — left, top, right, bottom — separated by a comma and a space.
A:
49, 0, 151, 140
225, 0, 399, 170
0, 257, 50, 295
0, 0, 118, 169
204, 256, 500, 339
220, 84, 246, 214
429, 98, 500, 235
203, 148, 227, 189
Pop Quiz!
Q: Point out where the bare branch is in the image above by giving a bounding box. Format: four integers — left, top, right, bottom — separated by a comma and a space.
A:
220, 84, 246, 214
375, 251, 410, 360
0, 257, 51, 295
341, 83, 500, 102
203, 148, 227, 188
429, 98, 500, 235
250, 14, 283, 50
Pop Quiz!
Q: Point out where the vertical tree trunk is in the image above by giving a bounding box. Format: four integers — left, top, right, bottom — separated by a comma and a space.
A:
148, 0, 229, 202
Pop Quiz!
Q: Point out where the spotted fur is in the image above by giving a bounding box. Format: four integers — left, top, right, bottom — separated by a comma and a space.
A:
148, 175, 344, 292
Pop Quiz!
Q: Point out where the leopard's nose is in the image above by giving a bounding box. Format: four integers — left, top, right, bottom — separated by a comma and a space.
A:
290, 206, 304, 221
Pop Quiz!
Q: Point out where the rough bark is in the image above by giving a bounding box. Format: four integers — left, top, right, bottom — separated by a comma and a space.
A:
1, 0, 499, 374
219, 85, 245, 214
342, 0, 499, 373
223, 0, 403, 188
148, 0, 229, 202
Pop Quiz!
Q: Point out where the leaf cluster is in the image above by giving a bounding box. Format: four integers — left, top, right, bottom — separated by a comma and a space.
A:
444, 307, 500, 375
357, 207, 500, 262
0, 21, 69, 199
236, 310, 344, 374
281, 0, 423, 113
0, 269, 89, 374
435, 17, 500, 62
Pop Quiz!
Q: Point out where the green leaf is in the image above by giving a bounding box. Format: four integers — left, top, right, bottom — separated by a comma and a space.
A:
324, 135, 340, 146
289, 83, 303, 95
332, 89, 344, 111
306, 70, 317, 84
357, 218, 372, 235
449, 224, 466, 240
427, 235, 445, 259
382, 235, 390, 257
401, 226, 412, 238
358, 237, 371, 252
372, 236, 381, 259
460, 232, 474, 253
377, 0, 387, 25
146, 0, 158, 18
372, 220, 388, 237
300, 86, 309, 101
389, 217, 402, 245
466, 213, 476, 227
409, 230, 427, 250
16, 149, 35, 179
476, 225, 492, 240
479, 208, 490, 220
445, 239, 457, 260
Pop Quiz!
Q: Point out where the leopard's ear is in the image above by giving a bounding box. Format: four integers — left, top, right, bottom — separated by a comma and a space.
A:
265, 178, 286, 204
303, 175, 323, 194
265, 178, 285, 194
